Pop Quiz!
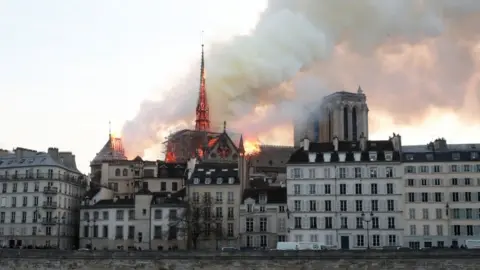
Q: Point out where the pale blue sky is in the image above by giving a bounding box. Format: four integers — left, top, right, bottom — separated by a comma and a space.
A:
0, 0, 267, 173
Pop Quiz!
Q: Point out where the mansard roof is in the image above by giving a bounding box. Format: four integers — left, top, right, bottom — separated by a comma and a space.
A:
249, 145, 295, 171
403, 149, 480, 163
157, 161, 186, 178
187, 163, 239, 185
288, 140, 400, 164
242, 187, 287, 204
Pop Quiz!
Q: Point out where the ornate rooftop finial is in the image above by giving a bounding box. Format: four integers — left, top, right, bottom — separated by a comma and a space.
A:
108, 121, 112, 140
223, 121, 227, 133
357, 85, 363, 94
194, 34, 210, 132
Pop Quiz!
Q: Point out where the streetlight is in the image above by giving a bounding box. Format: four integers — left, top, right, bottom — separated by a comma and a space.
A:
361, 211, 374, 249
55, 215, 66, 249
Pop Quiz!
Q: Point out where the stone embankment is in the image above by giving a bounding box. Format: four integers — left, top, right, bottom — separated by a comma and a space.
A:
1, 249, 480, 269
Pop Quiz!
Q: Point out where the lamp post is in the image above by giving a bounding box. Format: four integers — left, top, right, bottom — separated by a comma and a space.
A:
56, 215, 66, 249
89, 218, 97, 250
361, 211, 374, 249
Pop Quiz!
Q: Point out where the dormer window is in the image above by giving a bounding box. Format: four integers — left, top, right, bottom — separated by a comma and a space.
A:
205, 178, 212, 184
369, 152, 377, 161
406, 154, 414, 161
471, 152, 478, 160
452, 153, 460, 161
216, 177, 223, 184
247, 204, 253, 212
193, 178, 200, 184
259, 193, 267, 204
338, 153, 346, 162
384, 152, 393, 161
426, 154, 433, 161
228, 177, 235, 184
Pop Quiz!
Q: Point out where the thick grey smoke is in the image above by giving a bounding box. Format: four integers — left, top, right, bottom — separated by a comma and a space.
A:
122, 0, 480, 157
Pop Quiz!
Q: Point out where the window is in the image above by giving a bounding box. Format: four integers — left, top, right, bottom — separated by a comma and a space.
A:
246, 218, 254, 232
154, 226, 163, 239
309, 217, 317, 229
407, 179, 414, 186
369, 153, 377, 161
115, 226, 123, 239
356, 217, 363, 229
215, 192, 223, 203
115, 169, 120, 176
308, 168, 315, 179
128, 210, 135, 220
354, 167, 361, 178
355, 200, 362, 212
356, 235, 364, 247
259, 217, 267, 232
309, 184, 316, 195
433, 165, 441, 173
309, 200, 316, 211
355, 183, 362, 195
192, 192, 200, 203
434, 178, 441, 186
467, 225, 474, 236
409, 208, 415, 219
324, 184, 331, 194
294, 200, 301, 211
420, 166, 429, 173
465, 192, 472, 202
466, 208, 473, 219
340, 200, 347, 211
372, 235, 380, 247
387, 200, 394, 211
465, 178, 471, 185
422, 209, 429, 220
172, 182, 178, 191
435, 192, 442, 202
325, 200, 331, 211
387, 217, 395, 229
451, 178, 458, 185
435, 208, 442, 219
371, 200, 378, 211
410, 225, 416, 235
371, 183, 377, 194
421, 178, 427, 185
324, 217, 332, 229
228, 192, 234, 203
292, 168, 302, 178
341, 217, 348, 228
339, 184, 346, 195
154, 209, 162, 219
386, 167, 393, 178
464, 165, 471, 172
310, 234, 318, 242
452, 192, 459, 202
23, 183, 28, 192
116, 210, 124, 221
294, 217, 301, 229
369, 168, 377, 178
437, 225, 443, 236
423, 225, 430, 236
386, 183, 393, 194
422, 193, 428, 202
160, 182, 166, 191
453, 225, 461, 236
339, 168, 346, 178
294, 184, 301, 195
388, 235, 396, 246
216, 207, 223, 218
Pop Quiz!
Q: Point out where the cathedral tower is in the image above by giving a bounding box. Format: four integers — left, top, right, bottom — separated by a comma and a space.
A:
195, 44, 210, 131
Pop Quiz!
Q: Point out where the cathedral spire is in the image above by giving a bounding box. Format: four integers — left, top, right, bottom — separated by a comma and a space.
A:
195, 41, 210, 131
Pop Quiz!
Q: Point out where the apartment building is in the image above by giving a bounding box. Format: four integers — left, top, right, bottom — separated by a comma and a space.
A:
286, 134, 404, 249
0, 147, 86, 249
79, 189, 186, 250
239, 186, 287, 248
403, 138, 480, 249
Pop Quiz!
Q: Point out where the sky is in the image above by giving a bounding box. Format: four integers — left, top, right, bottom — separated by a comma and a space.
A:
0, 0, 267, 173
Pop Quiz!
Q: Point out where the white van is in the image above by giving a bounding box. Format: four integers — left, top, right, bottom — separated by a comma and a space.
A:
276, 242, 299, 250
465, 239, 480, 249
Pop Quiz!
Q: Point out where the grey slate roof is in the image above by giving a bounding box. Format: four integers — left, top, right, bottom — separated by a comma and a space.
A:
0, 148, 81, 174
91, 137, 127, 164
187, 163, 240, 185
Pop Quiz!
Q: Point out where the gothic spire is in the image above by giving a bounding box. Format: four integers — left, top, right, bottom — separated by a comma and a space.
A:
238, 135, 245, 155
195, 42, 210, 131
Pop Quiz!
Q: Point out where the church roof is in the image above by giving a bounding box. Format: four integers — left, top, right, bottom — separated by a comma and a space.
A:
91, 136, 127, 164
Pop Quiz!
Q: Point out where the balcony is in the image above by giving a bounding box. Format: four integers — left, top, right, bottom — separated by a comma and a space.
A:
41, 218, 56, 225
42, 202, 58, 209
43, 186, 58, 194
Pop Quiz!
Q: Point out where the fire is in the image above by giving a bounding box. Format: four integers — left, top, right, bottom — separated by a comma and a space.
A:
244, 139, 261, 156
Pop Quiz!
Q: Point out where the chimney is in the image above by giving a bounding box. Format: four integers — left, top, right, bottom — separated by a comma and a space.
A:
47, 148, 59, 161
359, 132, 367, 151
332, 136, 339, 152
434, 138, 447, 151
390, 133, 402, 152
113, 196, 119, 203
303, 135, 310, 151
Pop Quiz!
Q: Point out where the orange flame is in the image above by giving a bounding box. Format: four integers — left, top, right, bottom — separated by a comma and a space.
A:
244, 139, 261, 156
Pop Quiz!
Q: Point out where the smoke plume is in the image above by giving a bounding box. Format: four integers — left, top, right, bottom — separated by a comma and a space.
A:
122, 0, 480, 158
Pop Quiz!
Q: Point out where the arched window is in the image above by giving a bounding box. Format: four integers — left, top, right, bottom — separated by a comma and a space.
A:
122, 169, 128, 176
115, 168, 120, 176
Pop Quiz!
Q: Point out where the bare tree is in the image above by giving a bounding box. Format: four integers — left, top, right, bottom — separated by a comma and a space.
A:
170, 193, 227, 250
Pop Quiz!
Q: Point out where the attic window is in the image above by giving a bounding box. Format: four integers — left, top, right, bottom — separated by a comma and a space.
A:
406, 154, 414, 161
193, 178, 200, 184
228, 177, 235, 184
259, 193, 267, 204
198, 168, 204, 171
222, 169, 228, 172
385, 152, 393, 161
471, 152, 478, 160
40, 158, 46, 163
426, 154, 434, 161
19, 159, 25, 164
452, 153, 460, 161
28, 158, 34, 163
205, 178, 212, 184
369, 152, 377, 161
216, 177, 223, 184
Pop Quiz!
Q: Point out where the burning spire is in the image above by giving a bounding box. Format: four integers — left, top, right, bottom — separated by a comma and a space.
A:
195, 41, 210, 132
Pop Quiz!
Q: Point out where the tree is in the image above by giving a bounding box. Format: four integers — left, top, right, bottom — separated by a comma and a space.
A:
170, 193, 227, 250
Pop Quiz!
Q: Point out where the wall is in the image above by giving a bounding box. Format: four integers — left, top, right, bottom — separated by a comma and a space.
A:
1, 250, 480, 270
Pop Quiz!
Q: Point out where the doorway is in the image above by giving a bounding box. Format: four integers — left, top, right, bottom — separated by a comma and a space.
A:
340, 236, 350, 250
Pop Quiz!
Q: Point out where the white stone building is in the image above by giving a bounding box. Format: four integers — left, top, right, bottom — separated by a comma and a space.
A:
239, 186, 288, 248
403, 138, 480, 249
79, 190, 186, 250
0, 147, 86, 249
286, 134, 404, 249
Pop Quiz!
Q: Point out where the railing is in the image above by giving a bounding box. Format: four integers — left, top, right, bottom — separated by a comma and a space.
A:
43, 187, 58, 193
42, 201, 58, 208
0, 173, 87, 185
